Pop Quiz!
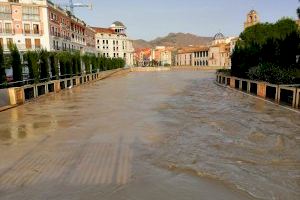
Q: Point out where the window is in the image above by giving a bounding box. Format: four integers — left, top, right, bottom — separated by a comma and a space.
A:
23, 7, 39, 21
34, 39, 41, 49
33, 24, 39, 34
25, 38, 31, 49
5, 23, 12, 34
0, 5, 12, 20
24, 24, 30, 34
0, 38, 3, 46
7, 38, 13, 47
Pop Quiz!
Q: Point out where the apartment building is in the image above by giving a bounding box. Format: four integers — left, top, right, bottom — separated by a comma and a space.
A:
0, 0, 50, 52
47, 1, 95, 54
0, 0, 98, 55
93, 21, 134, 66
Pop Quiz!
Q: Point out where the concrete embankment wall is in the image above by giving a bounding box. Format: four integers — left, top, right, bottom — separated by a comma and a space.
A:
216, 73, 300, 110
0, 68, 131, 112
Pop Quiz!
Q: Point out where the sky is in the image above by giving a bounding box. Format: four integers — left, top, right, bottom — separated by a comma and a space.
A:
53, 0, 299, 41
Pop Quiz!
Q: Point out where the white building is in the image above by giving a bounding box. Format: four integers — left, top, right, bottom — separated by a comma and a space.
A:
93, 21, 134, 67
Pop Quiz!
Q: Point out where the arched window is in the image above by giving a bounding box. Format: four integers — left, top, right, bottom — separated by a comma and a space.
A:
206, 60, 208, 66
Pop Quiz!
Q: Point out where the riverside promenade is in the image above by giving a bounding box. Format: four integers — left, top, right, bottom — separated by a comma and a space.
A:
0, 70, 299, 200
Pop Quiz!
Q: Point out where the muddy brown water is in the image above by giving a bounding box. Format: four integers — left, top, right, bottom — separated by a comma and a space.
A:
0, 71, 299, 200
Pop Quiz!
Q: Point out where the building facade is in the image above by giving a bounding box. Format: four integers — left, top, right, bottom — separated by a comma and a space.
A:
208, 33, 236, 68
0, 0, 50, 52
176, 46, 209, 67
160, 47, 175, 66
0, 0, 133, 67
47, 1, 96, 54
93, 21, 134, 66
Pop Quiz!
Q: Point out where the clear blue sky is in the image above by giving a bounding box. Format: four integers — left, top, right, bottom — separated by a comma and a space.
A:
53, 0, 299, 40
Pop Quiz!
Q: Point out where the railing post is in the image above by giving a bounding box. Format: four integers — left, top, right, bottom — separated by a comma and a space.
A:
257, 82, 266, 98
296, 89, 300, 109
230, 77, 235, 88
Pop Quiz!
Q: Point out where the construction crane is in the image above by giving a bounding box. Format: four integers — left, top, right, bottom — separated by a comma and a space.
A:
57, 0, 93, 14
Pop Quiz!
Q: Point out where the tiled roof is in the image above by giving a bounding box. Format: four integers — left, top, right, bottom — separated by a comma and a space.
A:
92, 27, 115, 34
178, 46, 209, 54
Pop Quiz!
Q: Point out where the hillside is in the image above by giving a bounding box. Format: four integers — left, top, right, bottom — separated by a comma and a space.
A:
133, 32, 213, 49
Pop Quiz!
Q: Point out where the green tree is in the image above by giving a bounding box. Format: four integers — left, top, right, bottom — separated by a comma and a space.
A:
57, 52, 72, 78
0, 44, 6, 85
9, 44, 22, 83
39, 49, 50, 81
82, 54, 91, 74
72, 51, 81, 75
232, 18, 300, 83
49, 52, 59, 80
25, 51, 40, 83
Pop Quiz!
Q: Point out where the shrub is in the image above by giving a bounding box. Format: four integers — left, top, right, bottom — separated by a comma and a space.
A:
248, 63, 298, 84
217, 69, 231, 76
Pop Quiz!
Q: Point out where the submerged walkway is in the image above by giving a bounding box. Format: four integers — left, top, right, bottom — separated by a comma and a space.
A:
0, 71, 299, 200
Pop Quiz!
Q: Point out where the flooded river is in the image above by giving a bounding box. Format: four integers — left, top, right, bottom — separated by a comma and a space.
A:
0, 71, 299, 200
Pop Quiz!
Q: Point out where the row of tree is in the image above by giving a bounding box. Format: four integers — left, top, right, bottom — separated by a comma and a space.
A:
0, 44, 126, 86
231, 18, 300, 84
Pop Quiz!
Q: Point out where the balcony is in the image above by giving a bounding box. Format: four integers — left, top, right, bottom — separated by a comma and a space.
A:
51, 31, 61, 38
23, 29, 43, 36
2, 44, 42, 52
0, 29, 15, 35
